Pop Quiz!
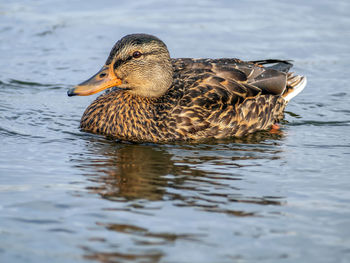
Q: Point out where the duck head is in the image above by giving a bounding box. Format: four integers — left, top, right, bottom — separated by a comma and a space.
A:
68, 34, 173, 98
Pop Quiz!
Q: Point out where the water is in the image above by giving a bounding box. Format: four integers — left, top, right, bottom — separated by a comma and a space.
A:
1, 0, 350, 262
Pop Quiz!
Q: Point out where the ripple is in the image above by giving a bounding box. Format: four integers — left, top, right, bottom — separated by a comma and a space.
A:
84, 249, 163, 263
288, 120, 350, 126
0, 125, 33, 137
0, 78, 67, 92
11, 217, 60, 225
101, 222, 201, 243
48, 228, 76, 234
8, 79, 52, 87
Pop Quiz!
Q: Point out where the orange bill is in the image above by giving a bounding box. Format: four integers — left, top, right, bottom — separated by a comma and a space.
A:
67, 66, 122, 96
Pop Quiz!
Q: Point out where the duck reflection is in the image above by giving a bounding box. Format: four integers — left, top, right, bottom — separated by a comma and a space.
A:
78, 132, 286, 263
79, 130, 285, 204
83, 142, 179, 201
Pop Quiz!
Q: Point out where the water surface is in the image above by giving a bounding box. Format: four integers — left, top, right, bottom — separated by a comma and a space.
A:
1, 0, 350, 262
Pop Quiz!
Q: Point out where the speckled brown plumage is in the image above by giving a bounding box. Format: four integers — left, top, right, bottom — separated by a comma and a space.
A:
69, 34, 306, 143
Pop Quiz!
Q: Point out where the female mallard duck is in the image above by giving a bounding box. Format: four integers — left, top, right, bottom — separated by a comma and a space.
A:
68, 34, 306, 143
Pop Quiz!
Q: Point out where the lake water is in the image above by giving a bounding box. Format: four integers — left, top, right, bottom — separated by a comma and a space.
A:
1, 0, 350, 262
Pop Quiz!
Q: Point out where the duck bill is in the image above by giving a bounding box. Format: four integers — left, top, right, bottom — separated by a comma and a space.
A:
67, 66, 122, 96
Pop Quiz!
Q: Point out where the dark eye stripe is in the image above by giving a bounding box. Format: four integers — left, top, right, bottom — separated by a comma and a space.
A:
113, 51, 162, 69
113, 55, 132, 69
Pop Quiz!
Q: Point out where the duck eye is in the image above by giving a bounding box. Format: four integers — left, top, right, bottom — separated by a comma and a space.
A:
132, 51, 142, 58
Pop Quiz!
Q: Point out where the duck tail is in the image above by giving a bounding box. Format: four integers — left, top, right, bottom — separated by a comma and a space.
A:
282, 73, 307, 102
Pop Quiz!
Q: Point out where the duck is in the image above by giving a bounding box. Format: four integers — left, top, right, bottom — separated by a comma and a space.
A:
68, 33, 306, 143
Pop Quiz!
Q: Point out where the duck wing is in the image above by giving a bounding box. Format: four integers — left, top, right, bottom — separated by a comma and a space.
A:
172, 58, 291, 96
168, 58, 289, 139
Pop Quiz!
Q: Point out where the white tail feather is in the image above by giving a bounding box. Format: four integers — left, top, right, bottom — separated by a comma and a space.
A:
283, 76, 307, 102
